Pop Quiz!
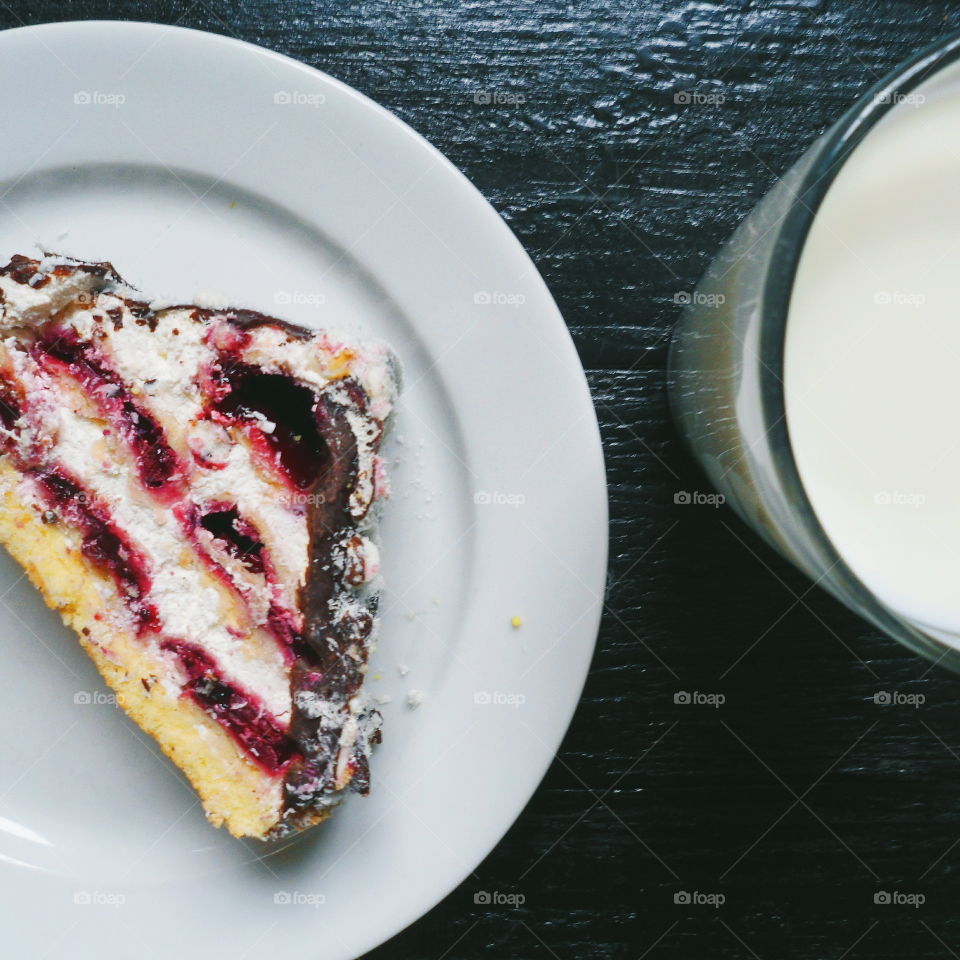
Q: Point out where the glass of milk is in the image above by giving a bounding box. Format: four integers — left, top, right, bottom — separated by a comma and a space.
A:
669, 32, 960, 669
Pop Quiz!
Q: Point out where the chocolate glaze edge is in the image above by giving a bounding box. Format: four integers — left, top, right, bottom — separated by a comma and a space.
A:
272, 386, 388, 837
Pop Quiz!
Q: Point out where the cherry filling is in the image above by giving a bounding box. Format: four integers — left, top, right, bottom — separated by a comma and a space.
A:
161, 640, 295, 775
34, 332, 183, 495
182, 503, 304, 658
267, 604, 305, 653
0, 378, 22, 432
198, 506, 265, 574
34, 470, 158, 630
210, 366, 329, 490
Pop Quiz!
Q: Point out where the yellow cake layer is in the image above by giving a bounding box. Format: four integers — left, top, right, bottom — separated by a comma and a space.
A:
0, 458, 304, 839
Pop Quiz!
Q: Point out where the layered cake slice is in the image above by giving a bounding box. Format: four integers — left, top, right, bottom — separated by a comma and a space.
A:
0, 254, 398, 839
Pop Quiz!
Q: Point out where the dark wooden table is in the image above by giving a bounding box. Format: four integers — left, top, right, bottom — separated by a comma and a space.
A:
9, 2, 960, 957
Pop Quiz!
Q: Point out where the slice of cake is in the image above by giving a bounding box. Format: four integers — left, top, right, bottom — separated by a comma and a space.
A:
0, 253, 399, 839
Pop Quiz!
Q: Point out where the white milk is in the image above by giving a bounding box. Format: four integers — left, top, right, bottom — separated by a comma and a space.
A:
785, 69, 960, 642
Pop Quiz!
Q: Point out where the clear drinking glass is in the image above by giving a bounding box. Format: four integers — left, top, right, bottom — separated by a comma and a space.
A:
668, 30, 960, 672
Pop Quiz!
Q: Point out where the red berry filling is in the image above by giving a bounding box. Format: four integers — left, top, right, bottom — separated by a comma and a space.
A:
209, 364, 330, 491
33, 469, 159, 630
0, 379, 21, 431
180, 502, 303, 658
198, 506, 265, 574
34, 330, 184, 497
161, 639, 296, 774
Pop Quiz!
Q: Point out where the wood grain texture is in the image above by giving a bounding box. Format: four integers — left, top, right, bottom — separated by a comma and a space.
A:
5, 1, 960, 957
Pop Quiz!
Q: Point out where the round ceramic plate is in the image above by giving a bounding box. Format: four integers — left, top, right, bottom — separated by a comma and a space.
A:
0, 20, 607, 959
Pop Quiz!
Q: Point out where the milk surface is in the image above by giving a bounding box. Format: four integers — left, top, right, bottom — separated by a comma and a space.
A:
785, 68, 960, 640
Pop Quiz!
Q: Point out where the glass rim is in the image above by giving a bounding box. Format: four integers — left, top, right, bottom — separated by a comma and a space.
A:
758, 28, 960, 669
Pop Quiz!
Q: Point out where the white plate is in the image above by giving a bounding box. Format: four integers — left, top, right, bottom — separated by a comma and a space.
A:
0, 20, 607, 959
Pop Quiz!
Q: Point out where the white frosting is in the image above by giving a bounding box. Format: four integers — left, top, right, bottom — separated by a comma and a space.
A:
0, 269, 99, 328
190, 440, 309, 606
73, 303, 210, 427
345, 409, 380, 519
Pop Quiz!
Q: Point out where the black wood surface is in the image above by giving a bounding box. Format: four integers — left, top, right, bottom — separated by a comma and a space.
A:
7, 2, 960, 957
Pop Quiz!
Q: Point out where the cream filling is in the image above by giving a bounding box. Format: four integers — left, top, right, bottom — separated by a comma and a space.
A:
189, 440, 309, 611
0, 269, 100, 328
73, 301, 209, 426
